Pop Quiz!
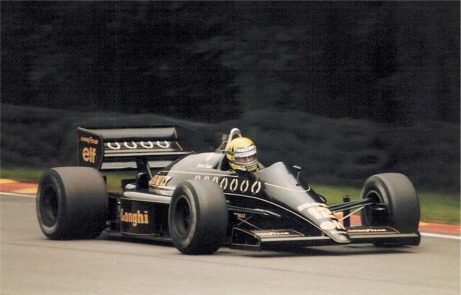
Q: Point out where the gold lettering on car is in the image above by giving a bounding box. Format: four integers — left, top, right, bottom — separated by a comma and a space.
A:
149, 175, 171, 187
80, 136, 99, 145
82, 147, 97, 163
233, 212, 247, 219
120, 209, 149, 226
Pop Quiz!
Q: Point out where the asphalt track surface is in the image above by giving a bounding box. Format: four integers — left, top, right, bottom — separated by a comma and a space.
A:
1, 193, 460, 295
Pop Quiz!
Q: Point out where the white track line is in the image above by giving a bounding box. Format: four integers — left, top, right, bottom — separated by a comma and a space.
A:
421, 232, 460, 240
0, 192, 36, 198
1, 192, 460, 240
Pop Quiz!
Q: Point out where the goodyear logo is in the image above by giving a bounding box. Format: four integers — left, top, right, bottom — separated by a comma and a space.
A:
80, 136, 99, 145
120, 209, 149, 226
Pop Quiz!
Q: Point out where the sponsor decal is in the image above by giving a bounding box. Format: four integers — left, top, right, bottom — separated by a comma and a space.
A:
120, 209, 149, 226
230, 178, 239, 192
233, 145, 256, 157
220, 177, 229, 190
81, 147, 97, 164
80, 136, 99, 145
149, 175, 171, 187
320, 220, 345, 231
106, 140, 171, 150
257, 231, 291, 237
250, 181, 262, 194
140, 141, 154, 149
255, 230, 304, 238
196, 163, 214, 168
194, 175, 262, 195
240, 179, 249, 193
107, 142, 121, 150
124, 141, 137, 149
233, 212, 247, 219
298, 202, 346, 231
348, 228, 396, 234
78, 130, 102, 168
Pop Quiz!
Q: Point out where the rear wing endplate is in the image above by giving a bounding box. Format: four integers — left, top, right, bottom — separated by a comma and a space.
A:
78, 126, 193, 171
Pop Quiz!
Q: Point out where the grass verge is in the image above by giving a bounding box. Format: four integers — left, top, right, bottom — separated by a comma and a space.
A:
1, 167, 459, 225
313, 184, 460, 225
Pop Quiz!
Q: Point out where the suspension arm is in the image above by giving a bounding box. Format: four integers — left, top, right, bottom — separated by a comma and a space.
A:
329, 198, 375, 213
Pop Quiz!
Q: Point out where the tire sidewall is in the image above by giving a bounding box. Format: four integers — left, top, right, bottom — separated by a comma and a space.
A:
169, 180, 228, 254
361, 173, 420, 233
169, 184, 200, 251
37, 169, 67, 238
36, 167, 108, 240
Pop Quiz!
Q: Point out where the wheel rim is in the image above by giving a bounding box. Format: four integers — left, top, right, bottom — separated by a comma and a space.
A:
41, 185, 59, 227
363, 190, 387, 226
172, 195, 192, 238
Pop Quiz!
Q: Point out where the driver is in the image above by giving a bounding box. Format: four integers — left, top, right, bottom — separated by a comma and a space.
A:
226, 136, 259, 172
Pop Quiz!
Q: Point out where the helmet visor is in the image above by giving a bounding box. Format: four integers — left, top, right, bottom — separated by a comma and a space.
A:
234, 155, 257, 165
233, 146, 257, 166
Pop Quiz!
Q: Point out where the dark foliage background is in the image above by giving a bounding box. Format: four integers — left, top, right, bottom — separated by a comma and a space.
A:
2, 1, 459, 123
1, 1, 459, 192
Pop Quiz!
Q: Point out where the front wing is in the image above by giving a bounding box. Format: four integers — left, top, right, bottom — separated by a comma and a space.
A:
230, 227, 421, 250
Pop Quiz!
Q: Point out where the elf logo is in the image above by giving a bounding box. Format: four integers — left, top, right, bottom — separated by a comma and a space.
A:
82, 147, 97, 163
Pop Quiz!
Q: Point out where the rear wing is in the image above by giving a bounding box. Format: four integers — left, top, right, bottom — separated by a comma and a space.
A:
78, 126, 194, 171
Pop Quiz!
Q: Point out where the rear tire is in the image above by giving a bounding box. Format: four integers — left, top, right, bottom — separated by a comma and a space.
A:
36, 167, 108, 240
168, 180, 228, 255
360, 173, 420, 233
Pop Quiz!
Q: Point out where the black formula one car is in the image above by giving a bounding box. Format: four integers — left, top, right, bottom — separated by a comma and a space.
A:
36, 126, 421, 254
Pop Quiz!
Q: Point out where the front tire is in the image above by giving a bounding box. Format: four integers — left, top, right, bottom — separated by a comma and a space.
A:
36, 167, 108, 240
168, 180, 228, 255
361, 173, 420, 234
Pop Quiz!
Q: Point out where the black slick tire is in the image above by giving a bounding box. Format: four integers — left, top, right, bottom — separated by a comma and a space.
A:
168, 180, 228, 255
36, 167, 108, 240
360, 173, 420, 234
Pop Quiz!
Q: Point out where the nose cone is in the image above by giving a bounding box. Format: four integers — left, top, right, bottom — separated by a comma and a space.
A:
297, 202, 351, 244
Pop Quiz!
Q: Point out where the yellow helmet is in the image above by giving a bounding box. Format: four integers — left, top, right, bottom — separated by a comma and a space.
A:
226, 137, 258, 172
